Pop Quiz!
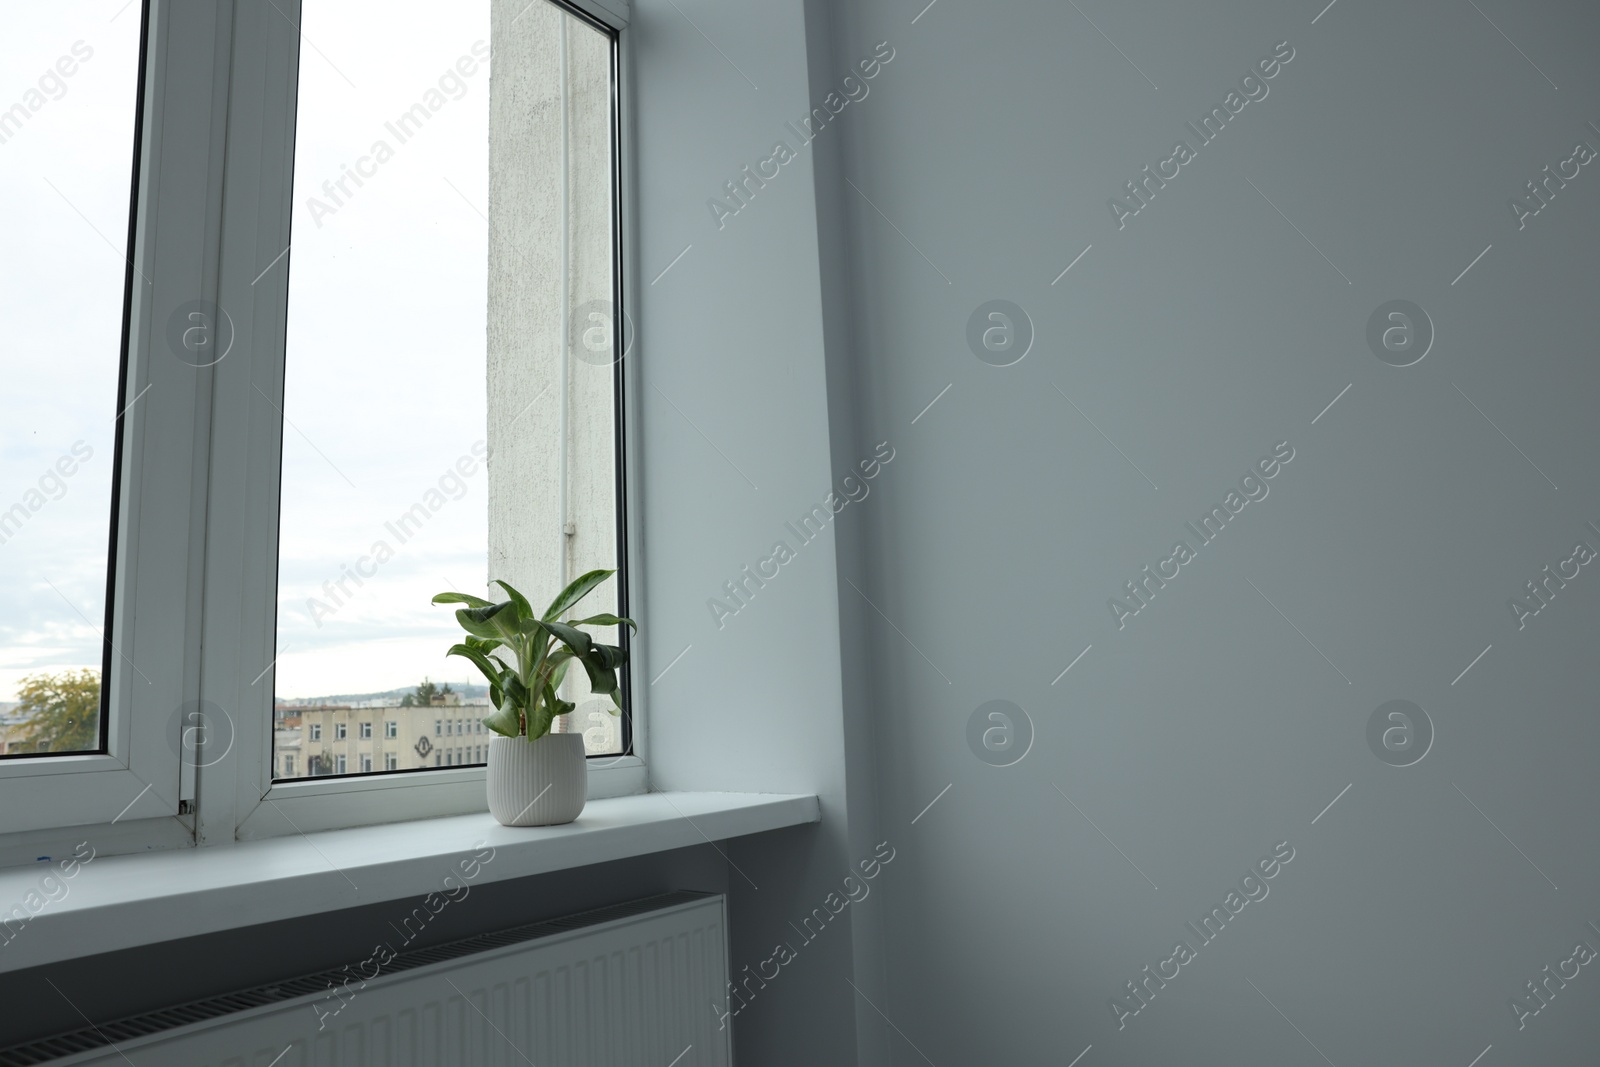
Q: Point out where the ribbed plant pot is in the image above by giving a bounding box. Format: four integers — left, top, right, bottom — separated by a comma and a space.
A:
487, 733, 587, 827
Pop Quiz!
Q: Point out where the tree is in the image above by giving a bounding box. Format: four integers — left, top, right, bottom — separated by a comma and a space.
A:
11, 670, 100, 754
412, 678, 454, 707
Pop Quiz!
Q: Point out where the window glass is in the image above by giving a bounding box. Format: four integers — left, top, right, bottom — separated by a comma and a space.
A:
273, 0, 626, 779
0, 4, 144, 759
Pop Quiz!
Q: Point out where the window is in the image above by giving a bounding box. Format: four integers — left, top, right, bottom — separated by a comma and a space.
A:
0, 0, 639, 853
0, 9, 141, 768
260, 0, 628, 785
0, 1, 223, 842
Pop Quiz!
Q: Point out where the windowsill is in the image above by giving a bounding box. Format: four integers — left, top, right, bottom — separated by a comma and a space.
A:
0, 791, 819, 974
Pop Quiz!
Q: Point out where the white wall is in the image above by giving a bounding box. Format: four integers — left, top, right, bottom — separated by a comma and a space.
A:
628, 0, 868, 1062
812, 0, 1600, 1064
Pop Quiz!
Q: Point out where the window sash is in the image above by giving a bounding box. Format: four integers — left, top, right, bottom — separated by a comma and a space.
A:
207, 0, 647, 843
0, 0, 230, 844
0, 0, 648, 860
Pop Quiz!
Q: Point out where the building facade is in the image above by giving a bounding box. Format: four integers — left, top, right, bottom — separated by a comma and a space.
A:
276, 696, 494, 779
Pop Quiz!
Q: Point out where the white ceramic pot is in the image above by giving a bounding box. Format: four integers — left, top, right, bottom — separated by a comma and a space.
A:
487, 733, 587, 826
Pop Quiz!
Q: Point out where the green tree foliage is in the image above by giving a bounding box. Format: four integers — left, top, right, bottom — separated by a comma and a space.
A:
411, 678, 454, 707
11, 670, 100, 754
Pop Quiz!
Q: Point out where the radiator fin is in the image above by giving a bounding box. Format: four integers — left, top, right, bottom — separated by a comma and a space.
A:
0, 891, 727, 1067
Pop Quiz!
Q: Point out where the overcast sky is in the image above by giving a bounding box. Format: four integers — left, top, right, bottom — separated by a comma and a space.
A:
276, 1, 490, 699
0, 2, 140, 703
1, 2, 492, 702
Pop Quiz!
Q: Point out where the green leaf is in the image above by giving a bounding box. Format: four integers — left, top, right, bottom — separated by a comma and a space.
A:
525, 694, 555, 740
584, 666, 619, 699
501, 673, 530, 710
543, 622, 628, 701
490, 579, 534, 620
521, 675, 572, 742
567, 613, 637, 632
432, 591, 493, 608
454, 605, 506, 640
460, 601, 524, 641
543, 568, 615, 621
541, 619, 593, 658
539, 648, 574, 686
482, 703, 522, 737
444, 643, 506, 690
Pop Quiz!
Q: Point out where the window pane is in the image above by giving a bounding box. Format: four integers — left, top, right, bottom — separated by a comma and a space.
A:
273, 0, 624, 779
487, 1, 625, 761
0, 3, 143, 758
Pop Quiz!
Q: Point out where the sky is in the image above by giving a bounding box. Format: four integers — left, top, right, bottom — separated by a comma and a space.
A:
0, 2, 495, 703
274, 1, 491, 700
0, 2, 141, 704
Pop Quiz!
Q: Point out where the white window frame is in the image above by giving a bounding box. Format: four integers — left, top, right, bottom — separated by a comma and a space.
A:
209, 0, 648, 842
0, 1, 236, 866
0, 0, 649, 865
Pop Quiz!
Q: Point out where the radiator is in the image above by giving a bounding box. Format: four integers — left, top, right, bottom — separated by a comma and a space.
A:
2, 891, 730, 1067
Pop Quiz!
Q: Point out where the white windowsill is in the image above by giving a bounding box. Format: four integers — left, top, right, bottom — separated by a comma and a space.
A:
0, 791, 819, 974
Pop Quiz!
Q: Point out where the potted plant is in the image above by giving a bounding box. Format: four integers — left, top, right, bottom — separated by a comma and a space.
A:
432, 569, 634, 826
